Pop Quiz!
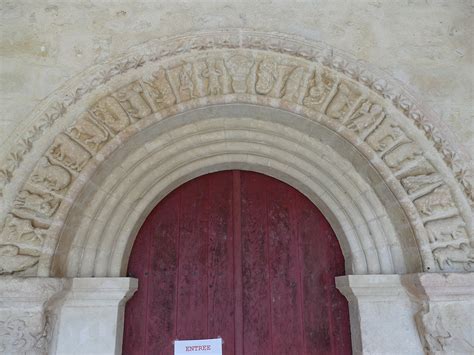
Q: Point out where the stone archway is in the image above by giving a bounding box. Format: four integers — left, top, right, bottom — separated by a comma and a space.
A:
0, 30, 472, 354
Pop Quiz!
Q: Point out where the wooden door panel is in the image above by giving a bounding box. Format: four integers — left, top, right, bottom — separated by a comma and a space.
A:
123, 171, 351, 355
241, 173, 272, 354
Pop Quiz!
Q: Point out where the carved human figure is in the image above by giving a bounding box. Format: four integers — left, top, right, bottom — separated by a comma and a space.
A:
425, 217, 467, 243
0, 245, 38, 275
67, 115, 109, 152
366, 121, 405, 154
30, 158, 71, 193
414, 185, 455, 216
433, 243, 474, 270
326, 83, 356, 119
14, 190, 60, 218
114, 82, 152, 120
225, 54, 254, 93
143, 68, 176, 110
303, 70, 332, 109
346, 102, 385, 135
401, 173, 443, 195
201, 60, 223, 96
48, 135, 91, 172
255, 59, 277, 95
281, 67, 304, 101
178, 63, 196, 101
90, 96, 130, 134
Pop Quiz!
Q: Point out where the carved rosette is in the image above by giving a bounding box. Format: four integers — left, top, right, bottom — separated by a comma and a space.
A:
0, 31, 472, 275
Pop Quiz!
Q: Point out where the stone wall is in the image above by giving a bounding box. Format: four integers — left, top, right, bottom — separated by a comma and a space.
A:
1, 0, 472, 160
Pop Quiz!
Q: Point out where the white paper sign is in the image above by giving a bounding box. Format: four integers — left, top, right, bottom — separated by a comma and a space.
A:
174, 338, 223, 355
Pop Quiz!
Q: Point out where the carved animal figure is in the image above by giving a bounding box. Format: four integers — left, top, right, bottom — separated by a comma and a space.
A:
346, 102, 384, 134
201, 60, 223, 95
414, 185, 455, 216
14, 190, 59, 217
114, 83, 152, 120
425, 217, 466, 243
144, 69, 176, 109
0, 245, 38, 274
49, 137, 90, 172
401, 174, 443, 194
225, 55, 254, 93
326, 83, 357, 119
383, 143, 421, 170
433, 243, 474, 270
255, 59, 277, 95
90, 96, 130, 134
2, 214, 44, 245
68, 117, 108, 152
30, 158, 71, 192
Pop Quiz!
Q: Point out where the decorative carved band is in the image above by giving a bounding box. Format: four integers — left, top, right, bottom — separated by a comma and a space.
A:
0, 31, 472, 275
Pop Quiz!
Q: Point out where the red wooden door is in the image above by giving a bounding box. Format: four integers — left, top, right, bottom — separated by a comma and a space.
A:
123, 171, 351, 355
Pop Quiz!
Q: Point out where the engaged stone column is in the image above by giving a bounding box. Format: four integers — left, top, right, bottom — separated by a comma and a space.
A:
336, 275, 423, 354
53, 278, 137, 355
0, 277, 66, 354
403, 273, 474, 354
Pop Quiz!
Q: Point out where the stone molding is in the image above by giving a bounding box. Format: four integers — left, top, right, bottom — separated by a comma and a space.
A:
52, 278, 138, 354
53, 109, 411, 277
0, 30, 472, 276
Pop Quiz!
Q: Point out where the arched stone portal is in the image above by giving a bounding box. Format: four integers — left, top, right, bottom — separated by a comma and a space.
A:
0, 31, 472, 354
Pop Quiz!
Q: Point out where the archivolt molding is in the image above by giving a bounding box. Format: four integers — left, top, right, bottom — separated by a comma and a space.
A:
0, 30, 472, 276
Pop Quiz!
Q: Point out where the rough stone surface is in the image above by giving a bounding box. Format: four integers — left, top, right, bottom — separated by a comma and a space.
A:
337, 273, 474, 354
1, 0, 472, 157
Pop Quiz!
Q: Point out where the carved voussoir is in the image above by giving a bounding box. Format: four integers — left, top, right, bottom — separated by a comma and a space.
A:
0, 245, 39, 275
225, 54, 254, 93
112, 81, 153, 120
0, 214, 46, 249
166, 62, 198, 102
66, 113, 111, 153
302, 68, 335, 111
344, 99, 387, 140
141, 68, 176, 111
325, 81, 361, 120
425, 216, 468, 244
29, 157, 72, 195
413, 185, 457, 218
197, 58, 230, 96
47, 134, 92, 173
89, 96, 130, 134
13, 186, 61, 219
432, 242, 474, 271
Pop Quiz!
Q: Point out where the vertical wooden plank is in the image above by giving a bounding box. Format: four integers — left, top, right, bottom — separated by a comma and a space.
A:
298, 196, 332, 354
232, 171, 243, 355
240, 172, 272, 354
145, 191, 181, 354
176, 176, 210, 340
267, 181, 304, 353
207, 171, 235, 353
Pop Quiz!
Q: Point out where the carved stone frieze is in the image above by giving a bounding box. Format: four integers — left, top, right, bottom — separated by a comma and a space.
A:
0, 31, 472, 275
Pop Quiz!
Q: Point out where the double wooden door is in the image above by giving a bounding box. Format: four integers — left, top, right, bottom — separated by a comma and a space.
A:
123, 171, 351, 354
